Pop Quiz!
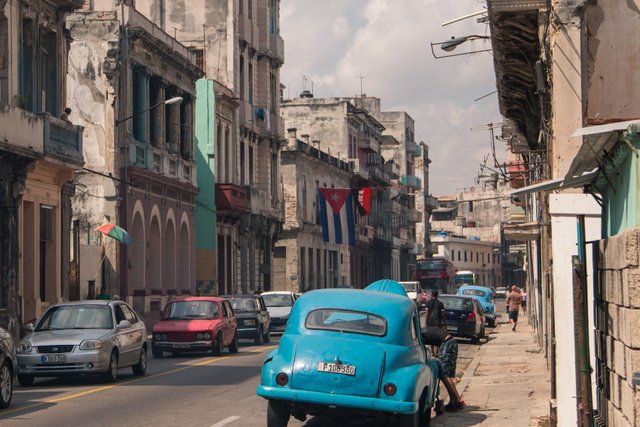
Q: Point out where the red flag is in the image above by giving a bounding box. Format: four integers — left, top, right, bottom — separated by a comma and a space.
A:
354, 187, 372, 215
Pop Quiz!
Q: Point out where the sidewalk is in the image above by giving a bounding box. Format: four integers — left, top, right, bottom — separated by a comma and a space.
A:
431, 319, 551, 426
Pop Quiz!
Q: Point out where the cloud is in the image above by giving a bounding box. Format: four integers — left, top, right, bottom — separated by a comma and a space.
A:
280, 0, 504, 194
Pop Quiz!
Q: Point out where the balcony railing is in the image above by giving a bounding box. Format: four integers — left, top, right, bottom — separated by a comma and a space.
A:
405, 140, 416, 154
270, 33, 285, 63
215, 183, 250, 215
0, 105, 44, 156
357, 136, 379, 153
44, 116, 84, 164
415, 144, 422, 156
425, 195, 438, 210
254, 107, 284, 137
401, 175, 422, 189
348, 158, 370, 180
407, 208, 420, 223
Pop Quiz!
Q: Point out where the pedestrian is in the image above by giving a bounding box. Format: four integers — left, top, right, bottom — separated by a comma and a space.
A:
95, 287, 110, 300
424, 289, 447, 354
521, 288, 527, 315
60, 107, 72, 125
423, 327, 466, 412
506, 285, 523, 331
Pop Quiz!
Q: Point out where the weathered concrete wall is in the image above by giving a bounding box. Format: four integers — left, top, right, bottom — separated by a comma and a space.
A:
585, 0, 640, 123
598, 227, 640, 426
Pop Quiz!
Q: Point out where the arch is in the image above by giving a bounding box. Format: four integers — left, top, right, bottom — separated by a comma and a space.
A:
130, 211, 145, 291
178, 220, 190, 292
148, 213, 162, 290
164, 217, 176, 291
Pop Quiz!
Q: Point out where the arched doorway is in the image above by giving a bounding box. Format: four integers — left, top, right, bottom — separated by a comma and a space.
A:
164, 219, 176, 291
148, 216, 161, 290
179, 222, 190, 292
131, 212, 145, 291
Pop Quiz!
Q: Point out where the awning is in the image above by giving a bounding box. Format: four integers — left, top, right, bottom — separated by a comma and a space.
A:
506, 168, 599, 197
567, 119, 640, 178
503, 222, 540, 241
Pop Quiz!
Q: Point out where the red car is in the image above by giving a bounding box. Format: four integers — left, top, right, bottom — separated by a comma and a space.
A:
152, 297, 238, 358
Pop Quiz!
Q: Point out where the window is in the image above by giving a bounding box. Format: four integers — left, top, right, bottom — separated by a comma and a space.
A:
120, 304, 137, 323
248, 62, 254, 104
239, 56, 245, 101
464, 251, 467, 262
191, 48, 204, 72
306, 309, 387, 336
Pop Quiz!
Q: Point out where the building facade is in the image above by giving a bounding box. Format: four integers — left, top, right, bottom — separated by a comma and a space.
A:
0, 0, 84, 334
275, 128, 353, 292
68, 3, 201, 325
137, 0, 285, 295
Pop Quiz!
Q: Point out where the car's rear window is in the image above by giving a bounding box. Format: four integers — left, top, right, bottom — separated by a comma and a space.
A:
440, 297, 474, 311
461, 289, 487, 298
262, 293, 294, 307
305, 309, 387, 336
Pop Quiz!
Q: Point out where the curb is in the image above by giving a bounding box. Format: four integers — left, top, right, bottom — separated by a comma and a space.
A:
457, 344, 485, 397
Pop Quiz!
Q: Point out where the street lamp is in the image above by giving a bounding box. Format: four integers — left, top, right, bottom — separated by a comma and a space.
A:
430, 35, 491, 59
115, 96, 183, 126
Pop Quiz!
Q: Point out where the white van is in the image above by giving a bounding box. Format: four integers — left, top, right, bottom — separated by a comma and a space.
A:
399, 281, 421, 303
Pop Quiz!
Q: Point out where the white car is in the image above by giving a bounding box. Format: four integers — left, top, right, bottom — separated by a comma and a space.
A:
260, 291, 297, 333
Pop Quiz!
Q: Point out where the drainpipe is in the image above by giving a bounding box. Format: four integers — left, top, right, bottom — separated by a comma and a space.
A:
549, 267, 557, 427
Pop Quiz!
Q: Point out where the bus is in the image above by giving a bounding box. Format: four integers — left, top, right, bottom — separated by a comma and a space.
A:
413, 257, 455, 294
454, 270, 477, 289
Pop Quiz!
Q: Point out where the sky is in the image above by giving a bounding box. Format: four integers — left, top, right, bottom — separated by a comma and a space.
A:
279, 0, 505, 196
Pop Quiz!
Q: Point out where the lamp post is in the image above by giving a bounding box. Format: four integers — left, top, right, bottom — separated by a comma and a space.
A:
430, 35, 491, 59
116, 96, 183, 126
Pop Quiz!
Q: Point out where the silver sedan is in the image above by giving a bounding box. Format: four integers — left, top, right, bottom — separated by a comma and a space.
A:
16, 300, 147, 386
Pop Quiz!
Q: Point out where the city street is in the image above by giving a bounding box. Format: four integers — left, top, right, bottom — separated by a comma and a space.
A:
0, 335, 483, 426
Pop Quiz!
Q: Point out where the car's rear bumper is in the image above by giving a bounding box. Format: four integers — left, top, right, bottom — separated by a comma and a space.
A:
256, 385, 418, 414
237, 328, 259, 339
446, 323, 477, 338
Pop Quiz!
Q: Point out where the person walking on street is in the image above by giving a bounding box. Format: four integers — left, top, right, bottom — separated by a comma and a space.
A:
521, 288, 527, 315
506, 285, 523, 331
423, 327, 466, 412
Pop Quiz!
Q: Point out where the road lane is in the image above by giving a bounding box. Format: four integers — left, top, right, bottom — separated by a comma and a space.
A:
1, 341, 276, 427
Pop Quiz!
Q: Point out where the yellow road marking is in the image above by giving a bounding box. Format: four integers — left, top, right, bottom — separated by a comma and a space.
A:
2, 345, 277, 418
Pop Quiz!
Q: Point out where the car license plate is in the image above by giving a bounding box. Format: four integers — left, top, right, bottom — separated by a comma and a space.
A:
41, 354, 65, 363
447, 326, 458, 332
172, 343, 190, 349
317, 362, 356, 376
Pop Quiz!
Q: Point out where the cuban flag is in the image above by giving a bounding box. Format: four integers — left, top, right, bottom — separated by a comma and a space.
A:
318, 188, 356, 246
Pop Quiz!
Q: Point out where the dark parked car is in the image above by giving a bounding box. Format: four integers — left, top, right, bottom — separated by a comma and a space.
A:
0, 326, 16, 409
439, 295, 485, 344
223, 295, 271, 345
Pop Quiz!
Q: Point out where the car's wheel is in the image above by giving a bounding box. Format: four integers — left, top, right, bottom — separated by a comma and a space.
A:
254, 326, 264, 345
267, 399, 290, 427
471, 335, 480, 345
396, 410, 419, 427
132, 346, 147, 376
102, 350, 119, 383
418, 389, 432, 427
212, 333, 223, 356
488, 318, 495, 327
229, 332, 239, 354
152, 345, 163, 359
0, 361, 13, 409
263, 328, 271, 343
17, 375, 34, 387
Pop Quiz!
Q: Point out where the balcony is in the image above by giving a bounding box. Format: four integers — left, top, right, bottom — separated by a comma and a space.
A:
367, 164, 392, 184
238, 100, 253, 130
405, 140, 416, 154
348, 159, 370, 180
254, 107, 284, 138
425, 195, 438, 210
357, 135, 380, 153
415, 144, 422, 156
0, 105, 44, 157
407, 208, 420, 223
238, 14, 259, 47
215, 183, 250, 215
401, 175, 422, 189
357, 224, 373, 244
270, 33, 285, 64
44, 116, 83, 165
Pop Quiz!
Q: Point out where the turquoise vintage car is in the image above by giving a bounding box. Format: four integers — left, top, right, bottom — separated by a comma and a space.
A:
256, 280, 440, 426
457, 285, 496, 327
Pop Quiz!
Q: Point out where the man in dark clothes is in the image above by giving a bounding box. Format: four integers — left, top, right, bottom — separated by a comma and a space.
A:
423, 327, 466, 412
424, 289, 446, 328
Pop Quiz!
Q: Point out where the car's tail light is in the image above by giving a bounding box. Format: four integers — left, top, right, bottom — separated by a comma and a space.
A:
466, 312, 476, 322
383, 383, 397, 396
276, 372, 289, 386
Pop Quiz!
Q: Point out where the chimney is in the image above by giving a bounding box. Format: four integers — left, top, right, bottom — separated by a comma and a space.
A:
312, 140, 320, 149
287, 128, 297, 147
300, 134, 310, 144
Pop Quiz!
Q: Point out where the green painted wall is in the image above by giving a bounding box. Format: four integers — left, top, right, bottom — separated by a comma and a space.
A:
599, 135, 640, 237
195, 79, 217, 286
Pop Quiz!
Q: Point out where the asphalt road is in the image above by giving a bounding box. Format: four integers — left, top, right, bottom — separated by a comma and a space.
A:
0, 333, 486, 427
